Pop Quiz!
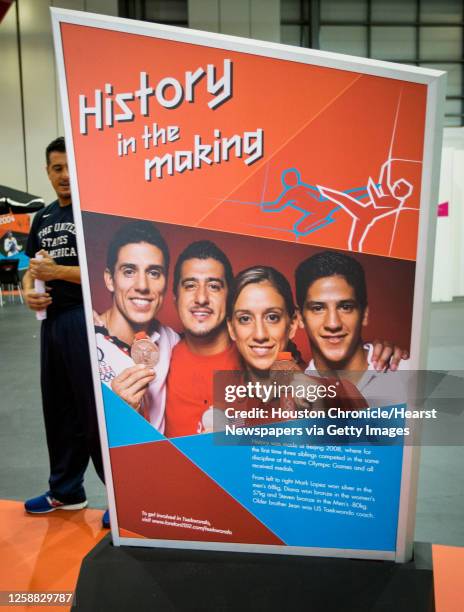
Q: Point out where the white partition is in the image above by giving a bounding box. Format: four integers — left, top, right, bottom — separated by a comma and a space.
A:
432, 128, 464, 301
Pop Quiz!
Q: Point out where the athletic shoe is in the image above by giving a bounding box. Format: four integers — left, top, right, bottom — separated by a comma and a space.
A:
24, 493, 88, 514
102, 509, 110, 529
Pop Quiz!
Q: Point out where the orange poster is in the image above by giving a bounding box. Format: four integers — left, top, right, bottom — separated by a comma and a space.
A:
52, 9, 445, 561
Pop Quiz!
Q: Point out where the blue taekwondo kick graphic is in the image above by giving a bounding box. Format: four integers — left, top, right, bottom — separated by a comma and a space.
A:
172, 433, 404, 552
225, 167, 375, 239
261, 168, 342, 237
224, 162, 416, 252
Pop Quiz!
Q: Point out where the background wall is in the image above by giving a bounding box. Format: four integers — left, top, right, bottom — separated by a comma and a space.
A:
189, 0, 280, 40
0, 0, 119, 203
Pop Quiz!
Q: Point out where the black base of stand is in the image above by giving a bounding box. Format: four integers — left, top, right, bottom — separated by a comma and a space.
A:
73, 536, 434, 611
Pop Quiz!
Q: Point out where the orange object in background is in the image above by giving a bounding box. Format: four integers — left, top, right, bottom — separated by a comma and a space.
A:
433, 545, 464, 612
0, 212, 30, 258
0, 212, 30, 238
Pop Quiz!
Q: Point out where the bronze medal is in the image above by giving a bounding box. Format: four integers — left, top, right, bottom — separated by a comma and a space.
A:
131, 337, 159, 367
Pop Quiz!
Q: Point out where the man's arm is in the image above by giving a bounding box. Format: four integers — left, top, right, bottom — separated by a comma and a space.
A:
53, 265, 81, 284
23, 269, 52, 312
261, 194, 295, 212
29, 249, 81, 284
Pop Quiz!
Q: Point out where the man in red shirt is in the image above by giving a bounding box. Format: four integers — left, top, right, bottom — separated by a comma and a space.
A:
165, 241, 241, 437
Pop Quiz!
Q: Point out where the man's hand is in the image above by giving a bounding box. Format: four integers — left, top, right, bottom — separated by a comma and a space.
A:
372, 340, 409, 372
111, 364, 156, 411
24, 288, 52, 312
29, 250, 59, 282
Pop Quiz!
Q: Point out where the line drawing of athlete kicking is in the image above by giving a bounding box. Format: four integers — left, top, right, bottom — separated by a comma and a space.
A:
318, 158, 416, 252
225, 88, 420, 252
316, 88, 421, 253
260, 168, 370, 237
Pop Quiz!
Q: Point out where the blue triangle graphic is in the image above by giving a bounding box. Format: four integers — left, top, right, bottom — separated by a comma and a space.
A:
171, 433, 403, 551
102, 384, 164, 448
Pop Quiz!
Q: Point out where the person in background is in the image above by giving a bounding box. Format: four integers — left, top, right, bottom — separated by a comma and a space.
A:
4, 231, 22, 256
23, 137, 106, 526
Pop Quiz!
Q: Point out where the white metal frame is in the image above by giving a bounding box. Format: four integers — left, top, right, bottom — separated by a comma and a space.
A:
50, 7, 446, 562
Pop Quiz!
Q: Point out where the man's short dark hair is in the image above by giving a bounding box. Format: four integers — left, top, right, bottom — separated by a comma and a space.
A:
173, 240, 233, 296
106, 221, 170, 275
295, 250, 367, 311
46, 137, 66, 165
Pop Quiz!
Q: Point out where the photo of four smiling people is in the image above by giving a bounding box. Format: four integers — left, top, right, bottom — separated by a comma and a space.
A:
94, 220, 409, 437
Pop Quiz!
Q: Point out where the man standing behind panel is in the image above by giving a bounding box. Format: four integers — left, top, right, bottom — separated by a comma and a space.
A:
23, 137, 104, 515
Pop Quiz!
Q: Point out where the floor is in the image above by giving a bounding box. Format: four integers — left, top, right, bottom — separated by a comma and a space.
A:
0, 299, 463, 609
0, 302, 106, 511
0, 500, 106, 611
0, 499, 462, 611
416, 300, 464, 546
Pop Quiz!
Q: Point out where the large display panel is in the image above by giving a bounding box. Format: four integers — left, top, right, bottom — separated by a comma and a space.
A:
51, 8, 445, 561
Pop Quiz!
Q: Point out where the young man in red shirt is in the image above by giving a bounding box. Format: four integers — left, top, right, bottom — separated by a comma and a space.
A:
164, 241, 240, 437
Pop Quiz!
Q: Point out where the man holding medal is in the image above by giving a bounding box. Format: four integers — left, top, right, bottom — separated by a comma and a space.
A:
94, 221, 179, 432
